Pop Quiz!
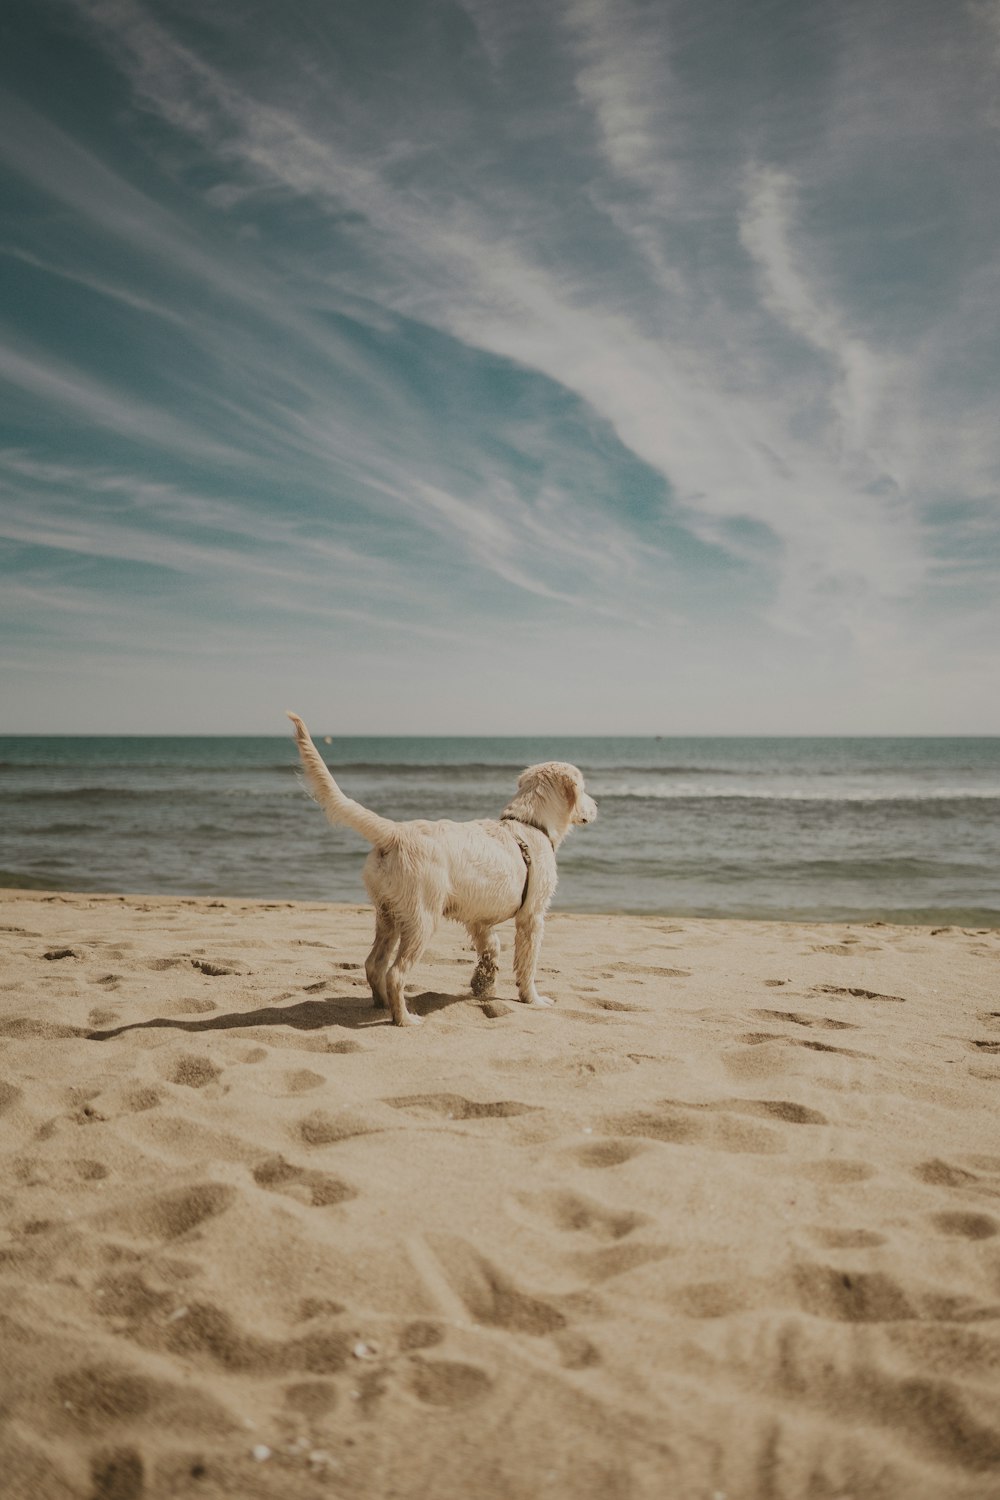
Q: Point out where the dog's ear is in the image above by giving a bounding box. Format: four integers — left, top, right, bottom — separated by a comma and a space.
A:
556, 768, 580, 810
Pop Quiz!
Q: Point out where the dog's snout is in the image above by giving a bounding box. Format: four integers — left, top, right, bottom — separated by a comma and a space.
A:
577, 794, 598, 825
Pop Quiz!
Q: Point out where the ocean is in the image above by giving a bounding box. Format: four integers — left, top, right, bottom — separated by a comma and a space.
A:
1, 735, 998, 925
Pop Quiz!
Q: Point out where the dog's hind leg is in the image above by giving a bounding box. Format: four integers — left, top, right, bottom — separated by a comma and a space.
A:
383, 915, 433, 1027
468, 923, 500, 997
365, 904, 397, 1010
513, 913, 552, 1007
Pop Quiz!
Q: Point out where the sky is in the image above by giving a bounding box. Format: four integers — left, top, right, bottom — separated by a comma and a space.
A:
1, 0, 999, 735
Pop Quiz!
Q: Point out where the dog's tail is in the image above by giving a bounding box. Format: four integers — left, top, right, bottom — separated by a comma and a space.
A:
287, 712, 398, 847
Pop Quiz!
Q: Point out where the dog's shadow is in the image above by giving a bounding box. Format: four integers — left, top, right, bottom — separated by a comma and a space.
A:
87, 989, 470, 1042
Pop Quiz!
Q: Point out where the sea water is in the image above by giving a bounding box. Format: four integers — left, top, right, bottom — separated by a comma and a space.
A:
0, 735, 998, 924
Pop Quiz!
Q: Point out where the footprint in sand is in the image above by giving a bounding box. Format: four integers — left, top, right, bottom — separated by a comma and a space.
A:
166, 997, 218, 1016
480, 999, 515, 1019
753, 1009, 859, 1031
566, 1138, 648, 1169
156, 1301, 353, 1376
295, 1108, 380, 1145
550, 1008, 615, 1025
913, 1158, 982, 1189
602, 962, 691, 978
121, 1084, 162, 1113
967, 1155, 1000, 1174
813, 984, 906, 1003
298, 1297, 347, 1320
252, 1154, 356, 1208
74, 1157, 109, 1182
68, 1092, 108, 1126
512, 1188, 647, 1240
0, 1017, 85, 1040
95, 1182, 235, 1244
384, 1093, 537, 1120
789, 1261, 918, 1323
163, 1054, 221, 1089
87, 1268, 354, 1386
88, 1005, 121, 1027
551, 1330, 602, 1368
399, 1320, 444, 1351
734, 1031, 872, 1058
0, 1079, 24, 1116
90, 1446, 145, 1500
807, 1226, 886, 1249
425, 1235, 566, 1335
657, 1095, 828, 1126
669, 1260, 921, 1325
283, 1068, 325, 1093
283, 1380, 338, 1417
565, 1239, 676, 1283
929, 1211, 998, 1239
599, 1102, 786, 1154
748, 1330, 1000, 1470
810, 941, 881, 956
52, 1359, 232, 1437
407, 1358, 493, 1408
191, 959, 239, 976
92, 1267, 173, 1322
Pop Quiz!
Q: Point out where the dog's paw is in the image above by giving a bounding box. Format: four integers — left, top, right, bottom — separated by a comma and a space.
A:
395, 1010, 423, 1027
523, 994, 554, 1008
470, 955, 498, 998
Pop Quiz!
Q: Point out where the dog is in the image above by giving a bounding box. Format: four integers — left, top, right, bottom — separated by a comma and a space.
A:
287, 712, 597, 1026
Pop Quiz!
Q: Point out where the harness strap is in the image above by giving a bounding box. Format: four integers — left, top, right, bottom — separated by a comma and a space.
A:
500, 813, 554, 849
509, 831, 532, 911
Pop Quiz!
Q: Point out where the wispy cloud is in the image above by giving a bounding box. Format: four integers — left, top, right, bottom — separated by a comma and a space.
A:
1, 0, 998, 729
0, 338, 240, 462
739, 165, 896, 464
71, 0, 924, 625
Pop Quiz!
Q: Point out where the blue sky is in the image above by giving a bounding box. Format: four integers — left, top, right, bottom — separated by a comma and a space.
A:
2, 0, 999, 733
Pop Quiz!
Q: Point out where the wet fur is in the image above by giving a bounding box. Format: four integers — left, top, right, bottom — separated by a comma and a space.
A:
287, 712, 597, 1026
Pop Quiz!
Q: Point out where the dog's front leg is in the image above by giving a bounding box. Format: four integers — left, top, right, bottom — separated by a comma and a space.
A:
513, 913, 552, 1007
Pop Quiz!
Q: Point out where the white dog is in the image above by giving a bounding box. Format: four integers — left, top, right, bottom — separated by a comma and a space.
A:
287, 712, 597, 1026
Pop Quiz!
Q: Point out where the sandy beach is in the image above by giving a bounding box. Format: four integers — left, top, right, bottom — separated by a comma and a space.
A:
1, 889, 999, 1500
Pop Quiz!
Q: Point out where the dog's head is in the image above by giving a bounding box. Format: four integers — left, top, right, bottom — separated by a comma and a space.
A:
513, 761, 597, 842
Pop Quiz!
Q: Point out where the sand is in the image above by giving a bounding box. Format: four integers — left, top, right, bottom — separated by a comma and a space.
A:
1, 889, 999, 1500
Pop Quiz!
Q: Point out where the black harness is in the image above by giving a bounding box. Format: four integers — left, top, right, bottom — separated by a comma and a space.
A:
500, 815, 554, 911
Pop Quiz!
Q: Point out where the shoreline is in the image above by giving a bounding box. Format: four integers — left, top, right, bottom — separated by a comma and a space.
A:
2, 884, 997, 931
2, 889, 999, 1498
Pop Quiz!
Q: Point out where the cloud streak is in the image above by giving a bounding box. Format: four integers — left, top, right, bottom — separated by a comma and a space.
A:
0, 0, 998, 729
